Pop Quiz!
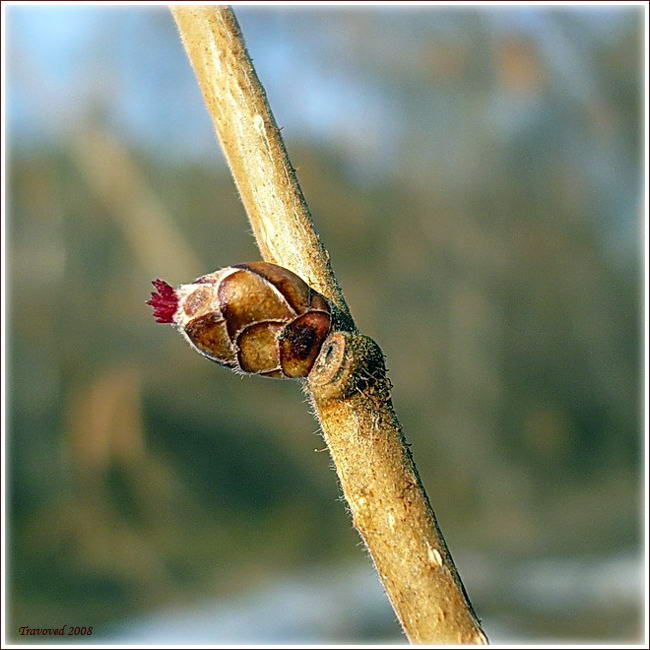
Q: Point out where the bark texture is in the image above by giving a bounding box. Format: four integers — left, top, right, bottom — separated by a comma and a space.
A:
171, 6, 487, 644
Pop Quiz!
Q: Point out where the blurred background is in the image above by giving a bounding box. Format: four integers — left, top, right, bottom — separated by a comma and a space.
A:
5, 4, 645, 644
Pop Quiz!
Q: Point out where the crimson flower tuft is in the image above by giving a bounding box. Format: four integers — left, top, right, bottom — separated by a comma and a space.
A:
147, 279, 178, 323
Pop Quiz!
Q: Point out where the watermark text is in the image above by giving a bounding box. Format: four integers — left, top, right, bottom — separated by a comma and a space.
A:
18, 626, 94, 636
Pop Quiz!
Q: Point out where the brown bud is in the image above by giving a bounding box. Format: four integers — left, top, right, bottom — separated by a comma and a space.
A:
165, 262, 332, 378
308, 331, 386, 399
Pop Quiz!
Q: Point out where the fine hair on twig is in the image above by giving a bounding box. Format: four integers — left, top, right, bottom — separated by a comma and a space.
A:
171, 5, 488, 644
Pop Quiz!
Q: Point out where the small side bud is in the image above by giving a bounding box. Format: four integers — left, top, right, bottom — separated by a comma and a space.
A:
147, 279, 179, 323
308, 331, 385, 400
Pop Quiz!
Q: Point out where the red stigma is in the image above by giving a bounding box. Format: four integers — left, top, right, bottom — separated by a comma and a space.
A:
147, 279, 178, 323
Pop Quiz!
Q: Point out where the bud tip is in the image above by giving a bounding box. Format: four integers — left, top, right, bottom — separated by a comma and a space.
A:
147, 279, 178, 323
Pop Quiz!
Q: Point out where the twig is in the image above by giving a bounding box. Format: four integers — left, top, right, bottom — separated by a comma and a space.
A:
171, 6, 487, 644
73, 127, 200, 281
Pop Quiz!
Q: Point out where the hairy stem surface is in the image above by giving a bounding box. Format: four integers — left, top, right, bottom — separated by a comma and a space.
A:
171, 6, 487, 644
